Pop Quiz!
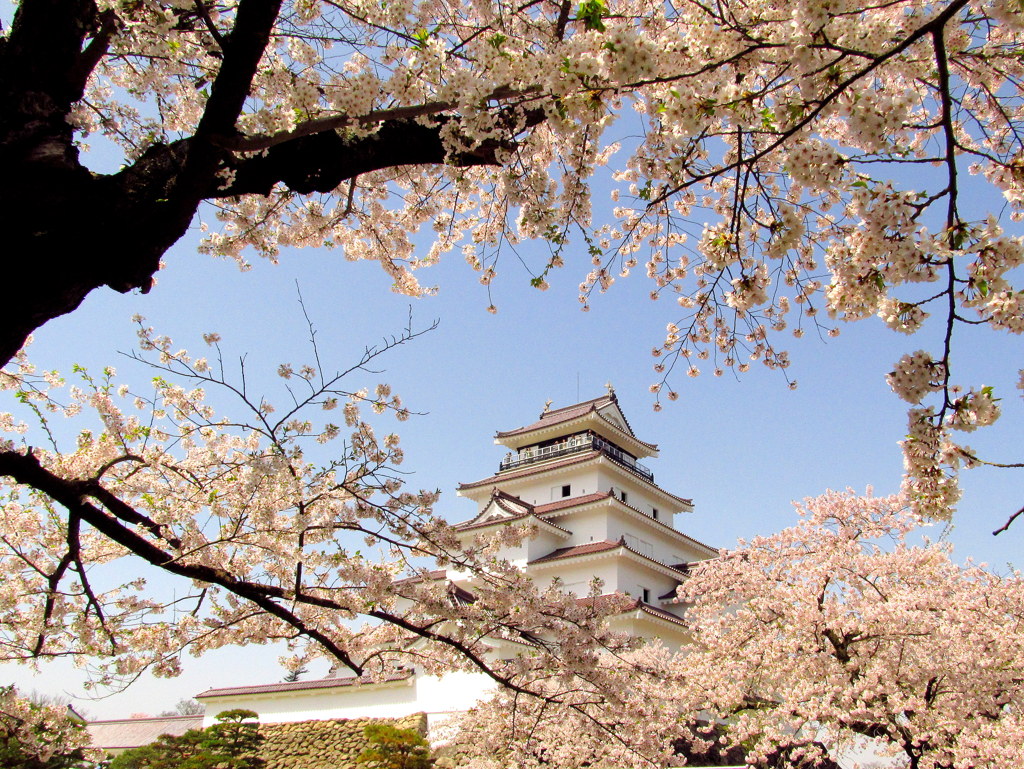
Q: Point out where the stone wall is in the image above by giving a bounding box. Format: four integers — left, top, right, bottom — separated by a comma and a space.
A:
258, 713, 428, 769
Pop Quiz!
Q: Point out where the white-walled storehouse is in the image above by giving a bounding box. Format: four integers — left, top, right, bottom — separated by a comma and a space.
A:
195, 391, 717, 729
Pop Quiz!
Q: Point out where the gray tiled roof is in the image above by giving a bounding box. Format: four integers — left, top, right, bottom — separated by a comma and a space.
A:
87, 714, 203, 750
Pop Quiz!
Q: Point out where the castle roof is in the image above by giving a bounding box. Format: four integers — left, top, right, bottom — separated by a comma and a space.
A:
533, 491, 610, 514
452, 489, 573, 536
493, 393, 658, 458
528, 539, 623, 563
576, 594, 689, 628
495, 394, 622, 438
528, 538, 691, 580
457, 450, 603, 491
533, 492, 713, 553
195, 671, 414, 699
86, 715, 203, 751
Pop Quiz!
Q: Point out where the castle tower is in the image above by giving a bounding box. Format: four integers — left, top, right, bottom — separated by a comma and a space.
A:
451, 391, 717, 647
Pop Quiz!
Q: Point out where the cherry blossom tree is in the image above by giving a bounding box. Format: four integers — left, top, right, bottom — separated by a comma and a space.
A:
0, 685, 96, 769
673, 490, 1024, 769
2, 0, 1024, 523
451, 491, 1024, 769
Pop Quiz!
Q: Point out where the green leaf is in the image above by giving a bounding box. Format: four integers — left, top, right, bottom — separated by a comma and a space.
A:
576, 0, 608, 32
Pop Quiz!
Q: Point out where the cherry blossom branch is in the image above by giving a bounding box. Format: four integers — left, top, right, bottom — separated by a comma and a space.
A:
649, 0, 970, 206
992, 505, 1024, 536
192, 0, 227, 53
0, 448, 367, 675
216, 86, 540, 152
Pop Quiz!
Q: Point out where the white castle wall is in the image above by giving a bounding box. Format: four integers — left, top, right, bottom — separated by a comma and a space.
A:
201, 671, 495, 731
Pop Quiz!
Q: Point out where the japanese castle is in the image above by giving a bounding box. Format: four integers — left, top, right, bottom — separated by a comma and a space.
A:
194, 391, 717, 728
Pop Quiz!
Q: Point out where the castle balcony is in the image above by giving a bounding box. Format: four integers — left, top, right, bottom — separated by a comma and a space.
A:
499, 432, 654, 483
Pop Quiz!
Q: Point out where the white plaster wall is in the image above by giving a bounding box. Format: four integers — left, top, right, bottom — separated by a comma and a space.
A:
602, 508, 709, 565
200, 680, 421, 726
455, 524, 569, 570
525, 526, 571, 561
614, 558, 678, 602
414, 671, 494, 728
665, 540, 712, 564
529, 558, 619, 594
498, 468, 602, 507
593, 467, 668, 517
549, 506, 610, 546
607, 614, 691, 649
200, 672, 496, 731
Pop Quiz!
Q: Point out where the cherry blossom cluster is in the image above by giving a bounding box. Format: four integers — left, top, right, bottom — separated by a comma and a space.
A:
0, 686, 98, 766
886, 350, 945, 405
900, 408, 965, 520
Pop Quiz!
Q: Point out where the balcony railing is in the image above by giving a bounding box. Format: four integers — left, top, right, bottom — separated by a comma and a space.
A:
499, 434, 654, 482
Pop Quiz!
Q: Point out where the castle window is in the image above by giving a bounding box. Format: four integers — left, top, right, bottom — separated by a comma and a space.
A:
641, 588, 651, 603
652, 508, 659, 520
621, 490, 628, 504
561, 485, 571, 497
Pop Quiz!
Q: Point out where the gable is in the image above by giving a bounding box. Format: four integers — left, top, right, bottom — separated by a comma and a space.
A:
596, 401, 632, 436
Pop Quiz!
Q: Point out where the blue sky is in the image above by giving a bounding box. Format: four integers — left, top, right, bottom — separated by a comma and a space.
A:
5, 209, 1022, 716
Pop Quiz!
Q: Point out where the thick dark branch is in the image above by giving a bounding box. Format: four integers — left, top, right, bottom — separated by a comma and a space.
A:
193, 0, 228, 52
217, 86, 543, 152
192, 0, 283, 141
0, 0, 101, 171
33, 511, 78, 656
931, 26, 961, 425
68, 9, 119, 101
0, 87, 542, 373
220, 101, 463, 152
554, 0, 573, 39
81, 478, 183, 550
218, 117, 519, 197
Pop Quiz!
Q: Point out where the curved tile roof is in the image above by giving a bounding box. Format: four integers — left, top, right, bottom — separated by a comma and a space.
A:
86, 715, 203, 750
195, 671, 414, 699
